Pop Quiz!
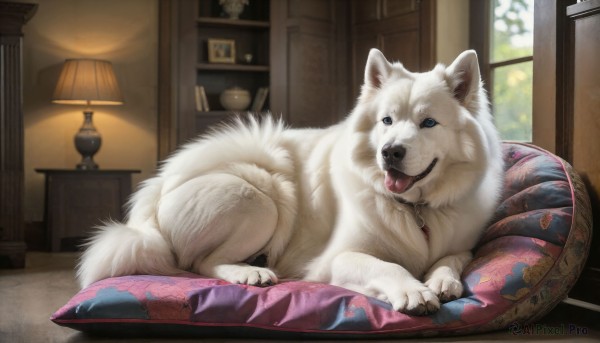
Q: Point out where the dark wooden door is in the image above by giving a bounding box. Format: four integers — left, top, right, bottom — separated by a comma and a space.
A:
270, 0, 350, 128
350, 0, 435, 99
533, 0, 600, 306
561, 0, 600, 306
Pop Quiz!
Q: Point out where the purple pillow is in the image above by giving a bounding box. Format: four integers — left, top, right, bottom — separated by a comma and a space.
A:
51, 143, 592, 338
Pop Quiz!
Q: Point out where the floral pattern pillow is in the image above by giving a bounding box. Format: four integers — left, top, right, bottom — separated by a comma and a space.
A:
51, 143, 592, 338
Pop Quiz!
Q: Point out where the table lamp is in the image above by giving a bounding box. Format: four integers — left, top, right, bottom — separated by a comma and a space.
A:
52, 59, 123, 170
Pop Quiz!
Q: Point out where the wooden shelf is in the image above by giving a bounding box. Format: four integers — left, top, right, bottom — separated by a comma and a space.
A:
197, 63, 269, 72
196, 110, 237, 116
197, 17, 269, 29
178, 1, 272, 141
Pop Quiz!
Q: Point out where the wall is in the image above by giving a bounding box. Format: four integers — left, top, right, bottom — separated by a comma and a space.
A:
436, 0, 470, 65
19, 0, 158, 222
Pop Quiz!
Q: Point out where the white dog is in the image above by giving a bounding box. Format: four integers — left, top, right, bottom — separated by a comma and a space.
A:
77, 49, 504, 315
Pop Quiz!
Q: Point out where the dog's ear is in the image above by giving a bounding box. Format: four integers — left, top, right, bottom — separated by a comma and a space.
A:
445, 50, 481, 106
364, 49, 392, 89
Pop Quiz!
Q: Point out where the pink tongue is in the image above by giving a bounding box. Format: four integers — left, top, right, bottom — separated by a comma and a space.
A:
385, 169, 413, 193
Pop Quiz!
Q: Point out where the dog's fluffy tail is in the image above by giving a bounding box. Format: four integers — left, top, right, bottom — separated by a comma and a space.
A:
76, 222, 179, 288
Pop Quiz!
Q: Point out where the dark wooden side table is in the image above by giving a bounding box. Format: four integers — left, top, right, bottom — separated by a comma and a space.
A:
35, 169, 140, 252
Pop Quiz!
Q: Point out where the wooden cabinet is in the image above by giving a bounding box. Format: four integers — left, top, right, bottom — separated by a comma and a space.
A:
195, 1, 271, 131
166, 0, 275, 146
159, 0, 352, 155
36, 169, 139, 252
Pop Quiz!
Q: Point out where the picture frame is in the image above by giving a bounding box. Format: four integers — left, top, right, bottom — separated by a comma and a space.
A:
207, 39, 236, 64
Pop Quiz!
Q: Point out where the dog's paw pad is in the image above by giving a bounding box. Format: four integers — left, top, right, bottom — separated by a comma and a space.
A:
252, 269, 278, 287
425, 276, 463, 303
213, 264, 278, 286
389, 283, 440, 315
237, 267, 278, 286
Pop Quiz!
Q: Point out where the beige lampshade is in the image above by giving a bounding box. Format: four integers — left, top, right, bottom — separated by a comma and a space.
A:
52, 59, 124, 105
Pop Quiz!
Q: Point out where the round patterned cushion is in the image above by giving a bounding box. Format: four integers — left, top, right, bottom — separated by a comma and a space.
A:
461, 142, 592, 333
51, 142, 592, 338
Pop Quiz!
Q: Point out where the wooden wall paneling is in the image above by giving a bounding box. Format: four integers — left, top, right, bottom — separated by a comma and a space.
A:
384, 0, 416, 18
334, 0, 351, 115
534, 0, 600, 306
0, 2, 37, 268
382, 30, 420, 70
561, 0, 600, 306
271, 0, 348, 127
532, 1, 567, 153
469, 0, 491, 95
567, 2, 600, 166
350, 0, 377, 97
194, 112, 232, 134
288, 0, 332, 21
176, 0, 199, 145
418, 0, 436, 71
350, 0, 435, 100
288, 24, 335, 127
158, 0, 177, 160
269, 0, 288, 118
352, 0, 379, 24
352, 34, 379, 98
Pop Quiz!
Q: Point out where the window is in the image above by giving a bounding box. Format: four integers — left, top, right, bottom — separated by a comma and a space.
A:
471, 0, 534, 141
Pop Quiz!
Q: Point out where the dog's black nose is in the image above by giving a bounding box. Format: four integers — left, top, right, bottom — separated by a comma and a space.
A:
381, 144, 406, 164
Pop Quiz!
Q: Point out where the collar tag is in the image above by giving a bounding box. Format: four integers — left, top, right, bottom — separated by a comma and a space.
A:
413, 202, 430, 243
396, 197, 429, 242
413, 202, 426, 229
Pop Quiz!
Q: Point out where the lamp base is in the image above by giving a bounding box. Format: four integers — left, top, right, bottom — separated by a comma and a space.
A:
75, 111, 101, 170
76, 158, 99, 170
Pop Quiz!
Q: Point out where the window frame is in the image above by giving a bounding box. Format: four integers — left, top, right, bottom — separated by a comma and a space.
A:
470, 0, 492, 95
470, 0, 534, 141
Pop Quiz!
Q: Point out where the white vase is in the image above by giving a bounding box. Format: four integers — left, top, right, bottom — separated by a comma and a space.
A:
220, 0, 249, 20
220, 87, 251, 111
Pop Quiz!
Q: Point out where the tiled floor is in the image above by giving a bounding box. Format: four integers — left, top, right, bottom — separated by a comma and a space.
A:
1, 252, 598, 343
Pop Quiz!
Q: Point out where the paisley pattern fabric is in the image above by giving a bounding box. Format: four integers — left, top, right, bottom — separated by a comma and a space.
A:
51, 143, 592, 338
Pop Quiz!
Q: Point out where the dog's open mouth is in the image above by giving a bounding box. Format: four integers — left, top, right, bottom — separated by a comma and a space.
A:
384, 158, 438, 194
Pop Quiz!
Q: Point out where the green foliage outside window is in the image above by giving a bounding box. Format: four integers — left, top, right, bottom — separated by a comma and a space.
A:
490, 0, 533, 142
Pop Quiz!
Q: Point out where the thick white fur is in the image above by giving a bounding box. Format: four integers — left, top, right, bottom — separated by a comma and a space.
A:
77, 50, 503, 315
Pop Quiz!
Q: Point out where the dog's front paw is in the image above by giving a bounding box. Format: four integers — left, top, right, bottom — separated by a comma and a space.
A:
425, 274, 463, 303
388, 281, 440, 315
213, 264, 278, 287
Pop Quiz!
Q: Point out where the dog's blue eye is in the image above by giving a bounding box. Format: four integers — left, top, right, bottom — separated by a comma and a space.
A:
420, 118, 437, 128
382, 116, 393, 125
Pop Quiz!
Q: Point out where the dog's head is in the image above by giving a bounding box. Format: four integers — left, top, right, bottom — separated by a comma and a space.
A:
349, 49, 501, 207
